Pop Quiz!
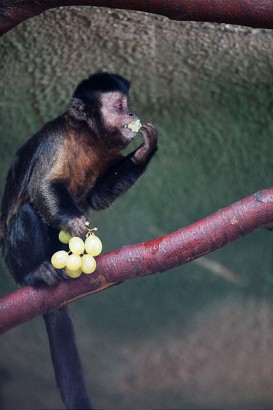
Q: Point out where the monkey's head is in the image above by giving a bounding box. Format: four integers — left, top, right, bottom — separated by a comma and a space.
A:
69, 72, 139, 149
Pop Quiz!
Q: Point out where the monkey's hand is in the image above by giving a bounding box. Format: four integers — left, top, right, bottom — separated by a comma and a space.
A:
88, 123, 158, 210
132, 123, 158, 165
66, 215, 88, 239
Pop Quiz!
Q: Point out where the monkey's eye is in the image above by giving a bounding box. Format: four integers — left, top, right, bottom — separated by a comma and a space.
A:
115, 101, 123, 112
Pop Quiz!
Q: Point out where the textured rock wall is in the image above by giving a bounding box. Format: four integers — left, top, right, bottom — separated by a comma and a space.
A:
0, 6, 273, 409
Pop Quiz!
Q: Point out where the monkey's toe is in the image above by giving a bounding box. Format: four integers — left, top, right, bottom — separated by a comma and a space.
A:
24, 261, 62, 287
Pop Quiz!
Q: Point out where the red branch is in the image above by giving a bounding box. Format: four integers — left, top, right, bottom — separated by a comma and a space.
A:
0, 0, 273, 37
1, 188, 273, 334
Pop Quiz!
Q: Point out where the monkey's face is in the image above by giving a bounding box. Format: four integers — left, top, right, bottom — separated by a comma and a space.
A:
100, 92, 139, 146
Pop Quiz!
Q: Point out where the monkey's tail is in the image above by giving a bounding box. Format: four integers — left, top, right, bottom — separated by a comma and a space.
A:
43, 307, 93, 410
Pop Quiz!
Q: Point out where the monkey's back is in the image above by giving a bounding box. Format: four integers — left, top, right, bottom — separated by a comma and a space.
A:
0, 117, 66, 241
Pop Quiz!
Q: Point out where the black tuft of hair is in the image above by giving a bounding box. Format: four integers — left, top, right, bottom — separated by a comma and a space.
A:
72, 72, 130, 105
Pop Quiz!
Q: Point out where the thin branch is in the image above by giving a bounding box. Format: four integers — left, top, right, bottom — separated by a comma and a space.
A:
0, 0, 273, 37
1, 188, 273, 334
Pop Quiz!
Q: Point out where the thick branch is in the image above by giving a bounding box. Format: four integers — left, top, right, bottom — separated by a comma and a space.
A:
0, 0, 272, 37
1, 188, 273, 334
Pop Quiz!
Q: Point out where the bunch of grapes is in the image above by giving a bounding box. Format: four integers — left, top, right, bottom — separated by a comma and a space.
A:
51, 224, 102, 279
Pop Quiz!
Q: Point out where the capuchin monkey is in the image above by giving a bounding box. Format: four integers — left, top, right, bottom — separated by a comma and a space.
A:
0, 72, 158, 409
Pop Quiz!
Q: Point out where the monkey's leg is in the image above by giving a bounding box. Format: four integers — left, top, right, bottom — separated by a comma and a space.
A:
4, 203, 60, 285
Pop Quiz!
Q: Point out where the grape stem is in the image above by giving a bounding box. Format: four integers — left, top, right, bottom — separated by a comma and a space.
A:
1, 188, 273, 334
86, 227, 98, 238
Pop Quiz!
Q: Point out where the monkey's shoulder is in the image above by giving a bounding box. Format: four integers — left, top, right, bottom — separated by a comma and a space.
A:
17, 115, 67, 161
0, 116, 67, 224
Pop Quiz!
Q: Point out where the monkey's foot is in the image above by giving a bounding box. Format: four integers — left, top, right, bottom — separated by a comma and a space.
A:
24, 261, 64, 286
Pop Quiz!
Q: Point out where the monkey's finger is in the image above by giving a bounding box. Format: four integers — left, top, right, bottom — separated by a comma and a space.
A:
140, 123, 158, 147
67, 216, 89, 239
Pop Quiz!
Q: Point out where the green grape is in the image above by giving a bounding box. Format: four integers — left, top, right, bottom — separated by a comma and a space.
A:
81, 254, 96, 274
69, 237, 85, 255
66, 267, 82, 279
58, 230, 72, 244
85, 235, 102, 256
51, 250, 68, 269
127, 119, 142, 132
66, 254, 82, 271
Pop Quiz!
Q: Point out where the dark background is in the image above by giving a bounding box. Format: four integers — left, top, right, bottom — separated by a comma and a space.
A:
0, 7, 273, 408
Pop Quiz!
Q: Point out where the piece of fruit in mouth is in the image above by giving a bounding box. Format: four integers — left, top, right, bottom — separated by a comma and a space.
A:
126, 119, 142, 132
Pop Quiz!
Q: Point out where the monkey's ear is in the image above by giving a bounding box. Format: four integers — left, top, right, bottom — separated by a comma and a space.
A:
69, 98, 87, 121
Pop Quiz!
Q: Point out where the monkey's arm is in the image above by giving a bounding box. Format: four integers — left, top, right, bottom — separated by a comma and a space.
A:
31, 180, 87, 236
89, 123, 158, 210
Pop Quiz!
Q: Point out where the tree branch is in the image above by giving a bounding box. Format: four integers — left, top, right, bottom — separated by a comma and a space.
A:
1, 188, 273, 334
0, 0, 272, 37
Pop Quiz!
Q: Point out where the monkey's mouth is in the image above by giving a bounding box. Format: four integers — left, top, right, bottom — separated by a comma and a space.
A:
121, 125, 137, 141
121, 119, 141, 141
